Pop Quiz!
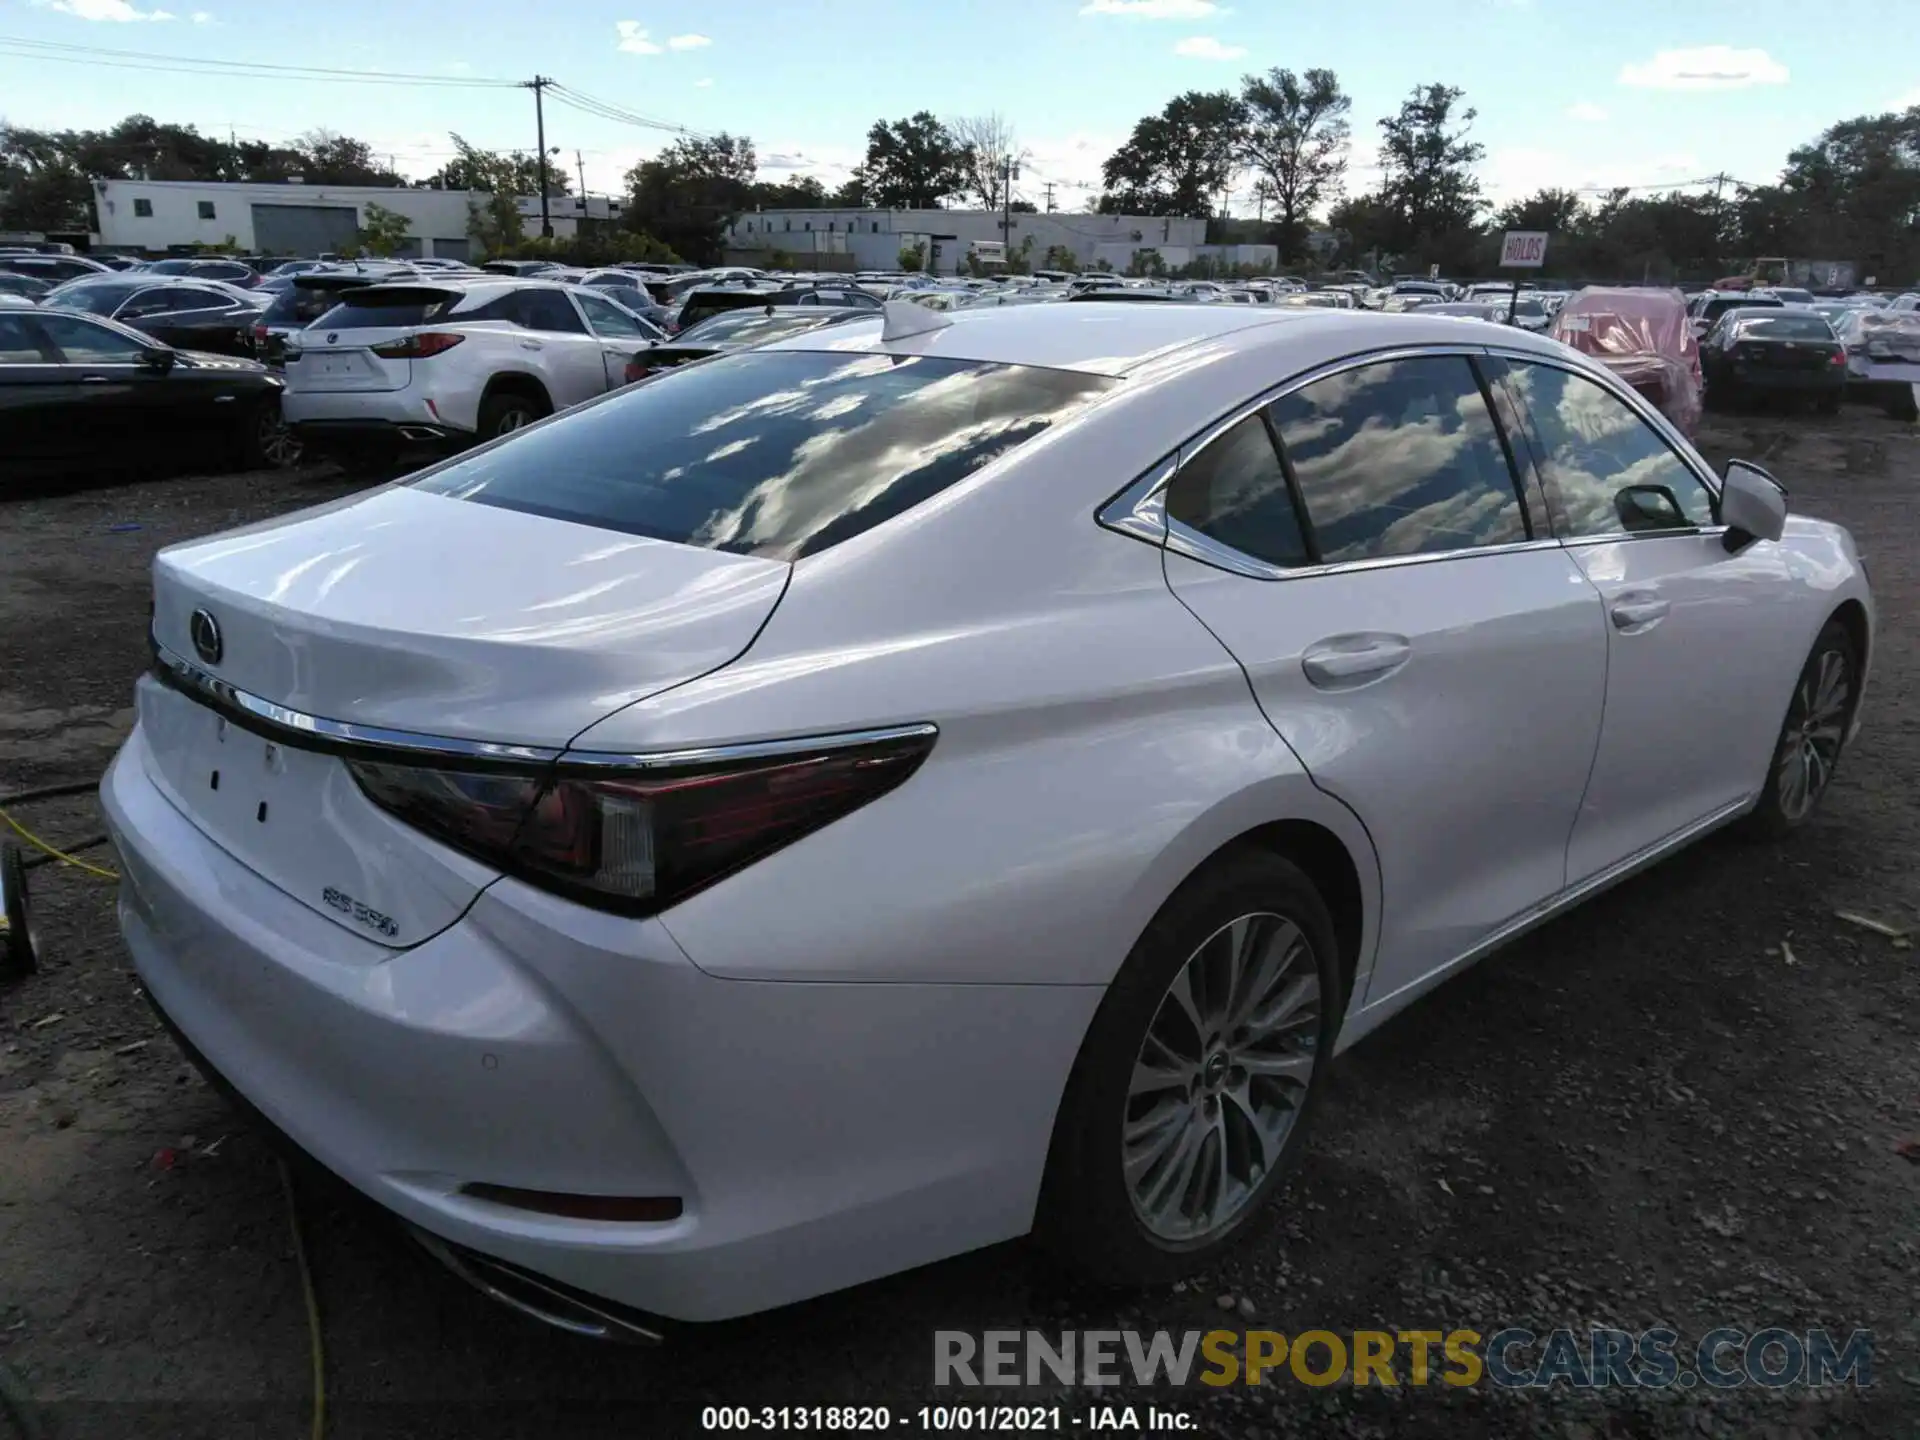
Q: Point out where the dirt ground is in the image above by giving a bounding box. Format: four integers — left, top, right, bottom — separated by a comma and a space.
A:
2, 410, 1917, 1440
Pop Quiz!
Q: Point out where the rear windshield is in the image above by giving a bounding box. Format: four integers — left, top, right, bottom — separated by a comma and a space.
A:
678, 291, 774, 328
675, 308, 850, 346
53, 283, 138, 315
1705, 296, 1780, 319
312, 287, 462, 330
1734, 315, 1835, 340
410, 351, 1114, 560
264, 282, 371, 325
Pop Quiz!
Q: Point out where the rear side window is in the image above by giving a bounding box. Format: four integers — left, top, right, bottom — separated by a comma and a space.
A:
0, 314, 45, 364
411, 351, 1114, 560
1267, 355, 1529, 563
314, 288, 461, 330
1165, 414, 1309, 568
518, 290, 585, 334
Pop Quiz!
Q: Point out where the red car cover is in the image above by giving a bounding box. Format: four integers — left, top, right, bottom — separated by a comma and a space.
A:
1549, 287, 1704, 438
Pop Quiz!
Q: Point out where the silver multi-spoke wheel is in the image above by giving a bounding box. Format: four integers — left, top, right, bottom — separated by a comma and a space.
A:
494, 406, 535, 435
1776, 646, 1851, 821
1124, 912, 1321, 1243
257, 406, 302, 469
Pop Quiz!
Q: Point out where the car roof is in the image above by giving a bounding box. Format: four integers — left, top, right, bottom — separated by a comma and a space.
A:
749, 303, 1540, 378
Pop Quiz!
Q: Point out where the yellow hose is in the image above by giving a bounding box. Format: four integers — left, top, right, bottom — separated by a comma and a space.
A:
280, 1160, 326, 1440
0, 808, 118, 882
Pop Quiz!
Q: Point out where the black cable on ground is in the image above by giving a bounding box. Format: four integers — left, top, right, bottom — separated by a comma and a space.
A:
0, 1356, 43, 1440
0, 782, 99, 809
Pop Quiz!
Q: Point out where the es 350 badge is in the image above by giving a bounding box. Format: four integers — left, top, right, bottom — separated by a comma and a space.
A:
322, 886, 399, 939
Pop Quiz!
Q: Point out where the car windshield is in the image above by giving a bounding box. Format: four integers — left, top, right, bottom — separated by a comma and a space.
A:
1734, 315, 1836, 340
410, 351, 1115, 561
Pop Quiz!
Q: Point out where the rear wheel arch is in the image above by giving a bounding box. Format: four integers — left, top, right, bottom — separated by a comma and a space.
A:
1830, 598, 1869, 684
479, 372, 553, 416
1227, 820, 1366, 1015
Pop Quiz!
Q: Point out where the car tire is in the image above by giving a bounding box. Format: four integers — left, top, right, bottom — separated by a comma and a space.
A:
1034, 848, 1341, 1287
1816, 393, 1842, 416
478, 387, 550, 439
1744, 617, 1859, 840
240, 395, 302, 471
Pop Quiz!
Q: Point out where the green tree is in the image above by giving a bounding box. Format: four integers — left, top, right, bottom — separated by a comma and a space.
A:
859, 112, 970, 209
429, 134, 569, 195
288, 130, 406, 187
1376, 83, 1487, 252
1127, 246, 1167, 277
1495, 188, 1585, 235
898, 241, 927, 271
1042, 243, 1080, 272
356, 201, 412, 257
1236, 67, 1352, 263
623, 133, 758, 263
1098, 91, 1244, 217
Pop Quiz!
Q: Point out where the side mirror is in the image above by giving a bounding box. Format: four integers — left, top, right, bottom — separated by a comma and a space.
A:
137, 346, 176, 374
1719, 459, 1788, 552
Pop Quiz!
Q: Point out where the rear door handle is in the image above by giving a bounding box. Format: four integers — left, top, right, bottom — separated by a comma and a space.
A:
80, 374, 112, 384
1302, 634, 1413, 689
520, 341, 543, 351
1610, 595, 1671, 630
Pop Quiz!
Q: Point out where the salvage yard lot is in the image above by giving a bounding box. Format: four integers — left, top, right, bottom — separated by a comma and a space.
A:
2, 410, 1917, 1440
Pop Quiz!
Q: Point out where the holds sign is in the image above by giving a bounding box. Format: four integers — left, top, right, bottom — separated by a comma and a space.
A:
1500, 231, 1548, 268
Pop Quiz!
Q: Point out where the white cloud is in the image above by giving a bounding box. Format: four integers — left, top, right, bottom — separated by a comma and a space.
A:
189, 7, 211, 18
35, 0, 175, 19
1566, 101, 1608, 122
1080, 0, 1220, 15
667, 32, 710, 49
1173, 35, 1245, 60
614, 21, 661, 53
1617, 45, 1788, 91
694, 77, 714, 88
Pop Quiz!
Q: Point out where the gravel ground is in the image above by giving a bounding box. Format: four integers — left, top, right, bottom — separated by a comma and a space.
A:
1, 411, 1917, 1440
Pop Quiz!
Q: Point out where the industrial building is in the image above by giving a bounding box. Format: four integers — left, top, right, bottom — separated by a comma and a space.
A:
89, 179, 624, 259
723, 207, 1268, 274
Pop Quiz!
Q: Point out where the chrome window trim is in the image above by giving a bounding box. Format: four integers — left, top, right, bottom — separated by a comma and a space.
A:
1100, 343, 1558, 583
151, 638, 937, 774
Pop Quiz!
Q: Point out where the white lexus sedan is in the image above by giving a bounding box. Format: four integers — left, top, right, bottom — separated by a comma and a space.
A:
103, 302, 1872, 1336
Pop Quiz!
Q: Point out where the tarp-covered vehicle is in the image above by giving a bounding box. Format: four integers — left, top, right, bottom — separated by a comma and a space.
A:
1549, 286, 1704, 438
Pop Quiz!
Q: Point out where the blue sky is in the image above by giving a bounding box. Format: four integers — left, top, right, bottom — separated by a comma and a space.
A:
3, 0, 1917, 213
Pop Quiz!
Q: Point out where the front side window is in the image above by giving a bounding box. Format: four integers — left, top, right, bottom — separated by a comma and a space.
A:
1164, 413, 1308, 568
34, 313, 152, 364
411, 351, 1113, 560
0, 314, 47, 364
1266, 355, 1529, 563
574, 291, 653, 338
1504, 361, 1715, 536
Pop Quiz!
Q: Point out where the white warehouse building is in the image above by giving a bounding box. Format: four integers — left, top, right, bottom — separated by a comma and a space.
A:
725, 208, 1216, 274
91, 180, 625, 260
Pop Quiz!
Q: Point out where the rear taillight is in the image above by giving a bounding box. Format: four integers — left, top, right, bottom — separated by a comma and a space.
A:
348, 727, 936, 914
1829, 349, 1846, 366
369, 332, 465, 359
251, 323, 269, 347
623, 360, 654, 384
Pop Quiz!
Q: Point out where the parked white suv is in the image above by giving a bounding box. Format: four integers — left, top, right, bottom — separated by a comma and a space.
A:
282, 279, 662, 462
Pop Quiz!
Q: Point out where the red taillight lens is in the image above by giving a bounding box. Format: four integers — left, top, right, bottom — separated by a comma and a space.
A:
1829, 350, 1846, 366
623, 360, 654, 384
347, 727, 936, 914
251, 324, 269, 345
369, 332, 465, 359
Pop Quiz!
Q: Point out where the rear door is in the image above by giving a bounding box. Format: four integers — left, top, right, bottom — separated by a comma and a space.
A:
513, 288, 612, 406
0, 311, 79, 479
1498, 355, 1795, 882
1160, 351, 1610, 1005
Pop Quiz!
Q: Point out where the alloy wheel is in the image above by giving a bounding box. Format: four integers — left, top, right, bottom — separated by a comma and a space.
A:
1123, 911, 1321, 1243
1776, 646, 1852, 821
494, 407, 535, 436
257, 407, 302, 469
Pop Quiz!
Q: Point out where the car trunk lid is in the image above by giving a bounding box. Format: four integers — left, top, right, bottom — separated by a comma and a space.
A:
282, 285, 464, 393
143, 486, 789, 946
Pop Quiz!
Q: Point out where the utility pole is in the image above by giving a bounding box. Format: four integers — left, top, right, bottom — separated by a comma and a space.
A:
1043, 181, 1056, 213
576, 149, 587, 199
524, 75, 554, 238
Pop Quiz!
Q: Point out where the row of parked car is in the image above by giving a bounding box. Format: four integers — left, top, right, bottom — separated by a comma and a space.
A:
4, 245, 1915, 488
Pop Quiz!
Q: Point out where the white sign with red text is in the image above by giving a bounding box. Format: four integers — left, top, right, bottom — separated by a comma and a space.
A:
1500, 231, 1548, 268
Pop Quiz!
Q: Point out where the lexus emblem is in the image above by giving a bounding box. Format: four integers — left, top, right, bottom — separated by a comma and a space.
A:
189, 609, 223, 666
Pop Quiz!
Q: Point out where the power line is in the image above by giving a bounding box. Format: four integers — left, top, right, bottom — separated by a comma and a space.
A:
545, 83, 710, 140
0, 32, 519, 86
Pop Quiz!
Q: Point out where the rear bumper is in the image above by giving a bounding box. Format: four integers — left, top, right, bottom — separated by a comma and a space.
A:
101, 725, 1098, 1322
1718, 366, 1846, 393
288, 418, 471, 458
